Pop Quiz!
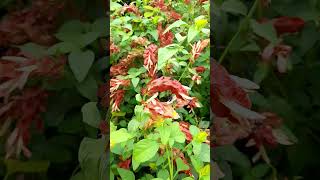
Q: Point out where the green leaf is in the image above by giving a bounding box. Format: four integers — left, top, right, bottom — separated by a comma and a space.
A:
111, 128, 132, 145
47, 42, 80, 54
78, 138, 106, 180
144, 12, 154, 18
200, 143, 210, 162
81, 102, 101, 128
158, 44, 179, 70
189, 125, 200, 136
157, 169, 169, 179
214, 145, 251, 168
133, 139, 159, 163
117, 168, 135, 180
176, 158, 189, 172
18, 43, 48, 59
251, 20, 278, 44
251, 164, 270, 178
68, 50, 95, 82
190, 155, 203, 172
111, 1, 122, 11
163, 20, 187, 34
254, 62, 269, 84
187, 25, 199, 43
131, 77, 140, 88
157, 126, 171, 145
76, 75, 98, 101
221, 0, 248, 15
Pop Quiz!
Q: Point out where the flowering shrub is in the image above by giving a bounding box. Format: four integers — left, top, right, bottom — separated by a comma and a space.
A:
109, 0, 210, 179
0, 0, 107, 179
213, 0, 320, 179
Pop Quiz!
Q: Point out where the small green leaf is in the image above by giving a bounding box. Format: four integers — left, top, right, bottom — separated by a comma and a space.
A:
176, 158, 189, 172
221, 0, 248, 15
157, 169, 169, 179
133, 139, 159, 163
81, 102, 101, 128
144, 12, 154, 18
131, 77, 140, 88
76, 75, 98, 101
158, 44, 179, 70
251, 20, 278, 44
117, 168, 135, 180
18, 43, 48, 59
163, 20, 187, 34
187, 25, 199, 43
68, 50, 95, 82
251, 163, 270, 178
157, 126, 171, 145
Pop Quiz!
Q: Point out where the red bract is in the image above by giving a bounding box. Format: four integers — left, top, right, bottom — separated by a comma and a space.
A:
273, 16, 305, 35
121, 3, 140, 16
143, 44, 158, 78
1, 87, 48, 158
157, 23, 174, 47
110, 79, 130, 93
262, 42, 292, 73
179, 121, 192, 142
145, 98, 180, 119
153, 0, 167, 11
110, 42, 120, 54
172, 148, 192, 176
97, 83, 109, 108
99, 121, 108, 135
0, 0, 64, 46
195, 66, 206, 73
143, 76, 191, 102
211, 61, 251, 117
167, 11, 182, 21
190, 39, 210, 63
110, 49, 143, 77
110, 89, 125, 112
118, 159, 131, 169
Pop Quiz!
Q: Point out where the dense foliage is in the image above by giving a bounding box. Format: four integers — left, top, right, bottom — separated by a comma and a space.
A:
0, 0, 107, 179
213, 0, 320, 179
109, 0, 210, 179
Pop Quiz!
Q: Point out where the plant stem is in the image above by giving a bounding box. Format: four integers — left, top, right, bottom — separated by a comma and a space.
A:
166, 146, 174, 180
178, 62, 192, 81
218, 0, 259, 64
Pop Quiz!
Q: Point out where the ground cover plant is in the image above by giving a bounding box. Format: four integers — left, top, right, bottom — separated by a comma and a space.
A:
109, 0, 210, 179
212, 0, 320, 179
0, 0, 107, 179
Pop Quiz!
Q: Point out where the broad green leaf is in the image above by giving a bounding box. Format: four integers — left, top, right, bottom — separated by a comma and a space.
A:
76, 75, 98, 101
18, 43, 48, 59
187, 25, 199, 43
131, 77, 140, 88
251, 164, 270, 178
110, 128, 132, 145
68, 50, 95, 82
157, 169, 169, 179
117, 168, 135, 180
157, 45, 179, 70
78, 138, 106, 180
157, 126, 171, 145
200, 143, 210, 162
144, 12, 154, 18
189, 125, 200, 137
81, 102, 101, 128
251, 20, 278, 44
221, 0, 248, 15
214, 145, 251, 168
176, 158, 189, 172
133, 139, 159, 163
47, 42, 79, 55
163, 20, 187, 34
110, 1, 122, 11
190, 155, 203, 172
254, 62, 269, 84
